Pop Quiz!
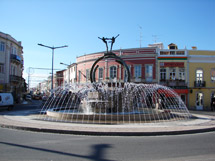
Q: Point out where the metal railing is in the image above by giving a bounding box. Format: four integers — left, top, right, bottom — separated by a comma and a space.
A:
194, 81, 206, 87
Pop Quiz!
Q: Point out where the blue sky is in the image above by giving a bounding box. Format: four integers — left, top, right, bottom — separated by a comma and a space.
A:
1, 0, 215, 85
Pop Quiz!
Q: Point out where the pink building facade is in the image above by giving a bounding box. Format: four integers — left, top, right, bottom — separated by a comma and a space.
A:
76, 47, 157, 84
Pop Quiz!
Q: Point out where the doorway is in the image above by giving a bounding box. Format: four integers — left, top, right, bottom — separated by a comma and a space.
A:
180, 94, 186, 105
196, 92, 203, 110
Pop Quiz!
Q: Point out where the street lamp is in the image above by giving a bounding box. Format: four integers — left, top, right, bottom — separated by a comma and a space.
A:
60, 62, 70, 85
60, 62, 70, 66
38, 43, 68, 92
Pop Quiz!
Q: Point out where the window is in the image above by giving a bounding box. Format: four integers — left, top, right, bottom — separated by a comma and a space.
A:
146, 65, 153, 81
11, 46, 17, 55
11, 65, 17, 75
176, 51, 185, 55
160, 68, 166, 80
0, 64, 4, 73
134, 65, 141, 78
179, 68, 185, 80
110, 66, 117, 79
98, 68, 103, 82
86, 69, 90, 82
169, 68, 176, 80
78, 71, 81, 83
0, 42, 5, 52
170, 51, 175, 55
196, 92, 203, 109
181, 94, 186, 104
124, 65, 131, 82
211, 69, 215, 82
196, 69, 203, 82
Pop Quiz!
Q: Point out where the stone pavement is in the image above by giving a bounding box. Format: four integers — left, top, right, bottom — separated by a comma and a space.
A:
0, 109, 215, 136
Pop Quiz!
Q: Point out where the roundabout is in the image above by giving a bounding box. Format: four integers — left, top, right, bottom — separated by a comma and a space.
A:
0, 109, 215, 136
2, 36, 213, 136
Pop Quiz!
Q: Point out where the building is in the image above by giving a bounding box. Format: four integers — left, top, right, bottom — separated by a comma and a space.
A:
55, 70, 65, 87
0, 32, 24, 102
188, 48, 215, 110
157, 43, 188, 106
76, 48, 158, 84
46, 42, 215, 111
69, 63, 77, 84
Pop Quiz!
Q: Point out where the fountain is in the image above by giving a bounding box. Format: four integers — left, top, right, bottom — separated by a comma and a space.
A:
39, 35, 191, 124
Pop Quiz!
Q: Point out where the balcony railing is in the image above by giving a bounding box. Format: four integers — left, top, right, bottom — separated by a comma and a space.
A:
160, 50, 186, 56
194, 81, 206, 88
10, 75, 22, 83
160, 80, 187, 87
10, 54, 22, 63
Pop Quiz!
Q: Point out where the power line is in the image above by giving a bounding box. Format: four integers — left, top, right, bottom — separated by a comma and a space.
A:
28, 67, 62, 70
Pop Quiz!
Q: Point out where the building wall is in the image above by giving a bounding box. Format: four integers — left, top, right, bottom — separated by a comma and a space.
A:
158, 59, 188, 82
188, 63, 215, 88
54, 45, 215, 111
76, 48, 157, 83
189, 50, 215, 56
188, 50, 215, 110
0, 32, 24, 102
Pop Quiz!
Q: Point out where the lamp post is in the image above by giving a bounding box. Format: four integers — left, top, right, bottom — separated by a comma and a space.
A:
38, 44, 68, 92
60, 62, 70, 85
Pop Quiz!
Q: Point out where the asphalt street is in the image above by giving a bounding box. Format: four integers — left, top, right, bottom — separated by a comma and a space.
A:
0, 127, 215, 161
0, 101, 215, 161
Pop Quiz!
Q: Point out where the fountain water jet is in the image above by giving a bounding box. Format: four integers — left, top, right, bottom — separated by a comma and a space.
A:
39, 36, 191, 124
39, 82, 191, 124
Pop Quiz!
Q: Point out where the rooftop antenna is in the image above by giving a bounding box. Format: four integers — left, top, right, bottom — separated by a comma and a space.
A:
138, 25, 143, 48
152, 35, 159, 43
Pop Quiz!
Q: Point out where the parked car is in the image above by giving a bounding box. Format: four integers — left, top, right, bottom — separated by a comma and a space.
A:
0, 93, 14, 111
25, 94, 32, 101
33, 94, 41, 100
42, 95, 48, 102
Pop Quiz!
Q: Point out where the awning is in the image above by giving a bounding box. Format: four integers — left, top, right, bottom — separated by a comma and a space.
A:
157, 89, 177, 97
174, 89, 189, 94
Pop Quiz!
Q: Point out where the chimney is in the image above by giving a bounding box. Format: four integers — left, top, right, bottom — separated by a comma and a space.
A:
192, 46, 197, 50
168, 43, 178, 49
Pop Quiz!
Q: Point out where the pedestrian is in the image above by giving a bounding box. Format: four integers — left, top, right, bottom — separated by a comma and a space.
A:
211, 98, 215, 111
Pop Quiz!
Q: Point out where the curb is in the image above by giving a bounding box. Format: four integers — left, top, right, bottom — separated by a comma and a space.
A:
1, 110, 215, 136
1, 123, 215, 136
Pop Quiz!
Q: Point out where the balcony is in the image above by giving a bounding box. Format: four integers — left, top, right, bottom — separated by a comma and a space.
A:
10, 54, 22, 64
10, 75, 22, 83
194, 81, 206, 88
160, 50, 186, 56
160, 80, 187, 88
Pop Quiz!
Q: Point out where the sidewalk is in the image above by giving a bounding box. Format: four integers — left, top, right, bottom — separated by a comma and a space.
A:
189, 110, 215, 116
0, 109, 215, 136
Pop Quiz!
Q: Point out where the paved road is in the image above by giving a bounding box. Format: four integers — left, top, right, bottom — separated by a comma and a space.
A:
0, 101, 215, 160
0, 100, 42, 112
0, 128, 215, 161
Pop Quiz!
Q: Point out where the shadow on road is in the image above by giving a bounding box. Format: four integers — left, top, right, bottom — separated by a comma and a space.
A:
0, 141, 115, 161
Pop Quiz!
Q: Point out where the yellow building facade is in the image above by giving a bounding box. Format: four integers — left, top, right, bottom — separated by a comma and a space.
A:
188, 50, 215, 110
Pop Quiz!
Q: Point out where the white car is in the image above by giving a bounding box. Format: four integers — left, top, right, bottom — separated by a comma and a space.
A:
0, 93, 14, 111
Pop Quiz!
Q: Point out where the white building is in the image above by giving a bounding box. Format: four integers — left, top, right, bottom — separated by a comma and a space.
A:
0, 31, 24, 102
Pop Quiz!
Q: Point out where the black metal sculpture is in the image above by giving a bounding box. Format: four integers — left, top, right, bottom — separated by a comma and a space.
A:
90, 35, 131, 83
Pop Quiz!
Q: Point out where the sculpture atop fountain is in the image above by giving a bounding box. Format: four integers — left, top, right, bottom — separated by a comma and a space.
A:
90, 34, 130, 83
